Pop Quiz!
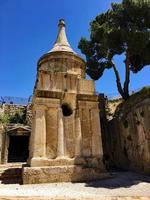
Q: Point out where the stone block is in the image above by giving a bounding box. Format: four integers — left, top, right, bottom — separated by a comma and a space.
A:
22, 165, 109, 184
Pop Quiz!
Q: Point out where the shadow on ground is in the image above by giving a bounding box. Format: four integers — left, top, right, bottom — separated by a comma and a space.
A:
0, 168, 22, 184
0, 168, 150, 189
85, 171, 150, 189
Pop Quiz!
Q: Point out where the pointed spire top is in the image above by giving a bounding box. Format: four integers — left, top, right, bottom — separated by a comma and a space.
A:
49, 19, 76, 54
58, 19, 65, 27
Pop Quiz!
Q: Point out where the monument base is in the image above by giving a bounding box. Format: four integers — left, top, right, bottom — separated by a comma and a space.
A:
22, 165, 109, 184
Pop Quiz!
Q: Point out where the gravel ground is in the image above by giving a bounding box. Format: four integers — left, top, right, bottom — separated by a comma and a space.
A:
0, 197, 150, 200
0, 171, 150, 199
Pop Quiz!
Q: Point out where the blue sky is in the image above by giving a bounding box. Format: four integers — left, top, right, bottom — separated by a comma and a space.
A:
0, 0, 149, 98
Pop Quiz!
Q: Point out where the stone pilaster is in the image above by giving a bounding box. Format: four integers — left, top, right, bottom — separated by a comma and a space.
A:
57, 108, 65, 157
75, 111, 82, 156
91, 107, 103, 156
30, 105, 47, 166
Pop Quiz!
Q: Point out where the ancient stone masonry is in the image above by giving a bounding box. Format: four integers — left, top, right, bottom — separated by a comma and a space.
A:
22, 19, 108, 184
26, 104, 32, 126
0, 104, 25, 117
101, 88, 150, 175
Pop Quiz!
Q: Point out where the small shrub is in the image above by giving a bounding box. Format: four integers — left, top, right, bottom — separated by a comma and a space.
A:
0, 113, 11, 124
10, 111, 26, 124
0, 111, 26, 124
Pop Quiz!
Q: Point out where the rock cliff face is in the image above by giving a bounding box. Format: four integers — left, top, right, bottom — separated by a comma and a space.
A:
107, 87, 150, 174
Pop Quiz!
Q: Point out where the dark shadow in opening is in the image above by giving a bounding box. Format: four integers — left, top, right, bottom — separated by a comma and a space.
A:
61, 103, 73, 116
8, 135, 29, 163
0, 167, 22, 184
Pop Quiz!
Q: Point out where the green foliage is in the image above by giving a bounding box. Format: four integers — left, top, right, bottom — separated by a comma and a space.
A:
10, 112, 26, 124
0, 113, 11, 124
78, 0, 150, 99
0, 111, 26, 124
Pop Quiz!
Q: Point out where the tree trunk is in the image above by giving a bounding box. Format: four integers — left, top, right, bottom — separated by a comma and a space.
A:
123, 50, 130, 100
112, 63, 125, 99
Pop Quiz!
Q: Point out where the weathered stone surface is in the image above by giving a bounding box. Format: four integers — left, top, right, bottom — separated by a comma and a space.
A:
23, 165, 108, 184
0, 104, 25, 116
46, 108, 58, 159
106, 89, 150, 175
0, 124, 3, 163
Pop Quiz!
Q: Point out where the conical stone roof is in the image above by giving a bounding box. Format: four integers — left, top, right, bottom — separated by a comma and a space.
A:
49, 19, 76, 54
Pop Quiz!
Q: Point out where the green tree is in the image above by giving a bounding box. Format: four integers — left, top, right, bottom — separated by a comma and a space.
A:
78, 0, 150, 100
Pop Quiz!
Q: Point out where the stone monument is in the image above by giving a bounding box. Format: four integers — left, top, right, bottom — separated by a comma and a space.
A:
22, 19, 108, 184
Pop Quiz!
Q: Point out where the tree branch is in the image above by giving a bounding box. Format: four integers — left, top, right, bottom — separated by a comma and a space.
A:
111, 62, 124, 98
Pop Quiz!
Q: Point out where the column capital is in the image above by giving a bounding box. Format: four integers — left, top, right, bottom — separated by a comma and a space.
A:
33, 104, 48, 111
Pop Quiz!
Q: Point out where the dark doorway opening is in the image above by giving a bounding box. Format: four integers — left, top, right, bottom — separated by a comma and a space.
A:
8, 135, 29, 162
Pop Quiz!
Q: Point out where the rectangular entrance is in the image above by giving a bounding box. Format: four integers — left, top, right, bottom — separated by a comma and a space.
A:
8, 135, 29, 162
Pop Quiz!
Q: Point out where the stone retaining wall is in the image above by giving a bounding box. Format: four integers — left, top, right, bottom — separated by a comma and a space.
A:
104, 88, 150, 174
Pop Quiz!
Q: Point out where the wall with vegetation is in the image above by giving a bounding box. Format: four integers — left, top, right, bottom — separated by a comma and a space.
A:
0, 104, 32, 125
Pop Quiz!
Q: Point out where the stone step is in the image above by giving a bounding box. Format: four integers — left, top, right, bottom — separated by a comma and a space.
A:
0, 162, 25, 169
